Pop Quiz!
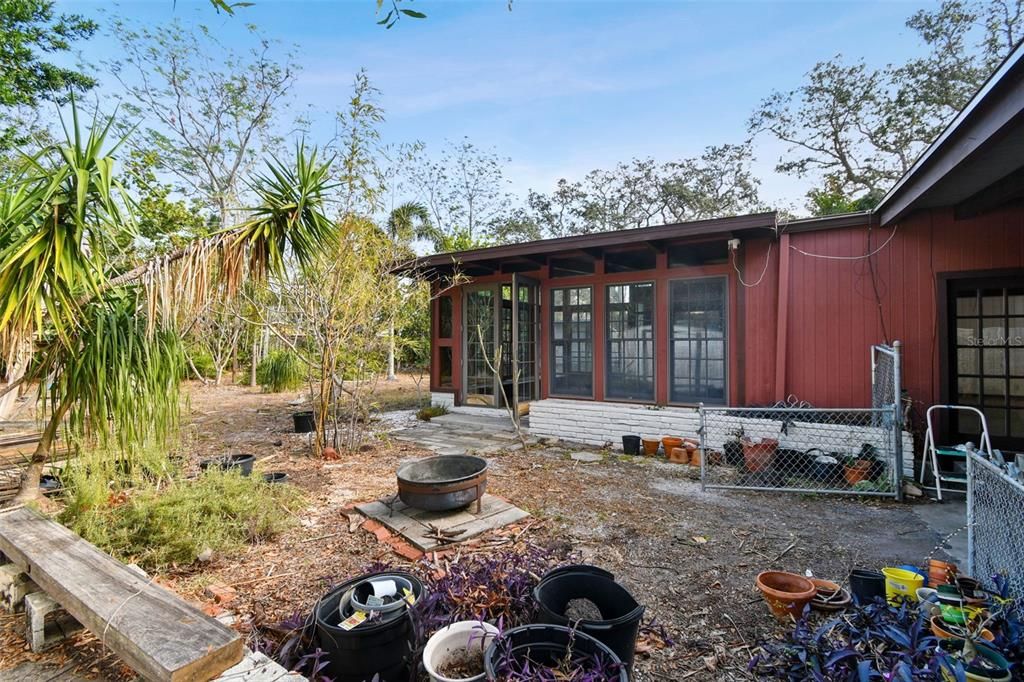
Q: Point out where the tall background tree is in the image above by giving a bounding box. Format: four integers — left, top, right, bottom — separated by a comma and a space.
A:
409, 137, 519, 244
750, 0, 1024, 215
0, 0, 96, 156
107, 17, 297, 230
525, 143, 763, 236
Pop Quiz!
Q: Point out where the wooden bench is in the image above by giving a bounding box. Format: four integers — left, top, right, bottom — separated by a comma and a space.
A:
0, 506, 243, 681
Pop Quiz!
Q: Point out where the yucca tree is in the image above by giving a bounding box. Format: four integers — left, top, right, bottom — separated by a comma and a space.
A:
0, 103, 336, 502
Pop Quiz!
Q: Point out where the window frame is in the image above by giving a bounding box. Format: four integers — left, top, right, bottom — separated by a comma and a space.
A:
604, 280, 657, 403
666, 275, 729, 406
549, 285, 595, 399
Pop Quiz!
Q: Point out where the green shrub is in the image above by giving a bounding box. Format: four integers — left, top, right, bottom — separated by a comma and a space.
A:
188, 350, 218, 379
256, 350, 305, 392
416, 404, 449, 421
60, 468, 302, 569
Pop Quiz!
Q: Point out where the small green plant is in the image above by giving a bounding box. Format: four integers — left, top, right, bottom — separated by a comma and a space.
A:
60, 468, 302, 569
256, 350, 305, 392
188, 350, 218, 379
416, 404, 449, 421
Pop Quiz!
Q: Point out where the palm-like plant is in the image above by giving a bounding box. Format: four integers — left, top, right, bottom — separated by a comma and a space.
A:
0, 103, 336, 502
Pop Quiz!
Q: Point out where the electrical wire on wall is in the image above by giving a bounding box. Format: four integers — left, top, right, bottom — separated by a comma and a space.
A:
784, 220, 898, 345
732, 239, 773, 288
787, 224, 900, 260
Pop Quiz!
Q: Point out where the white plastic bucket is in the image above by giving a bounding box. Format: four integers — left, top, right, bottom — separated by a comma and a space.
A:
423, 620, 499, 682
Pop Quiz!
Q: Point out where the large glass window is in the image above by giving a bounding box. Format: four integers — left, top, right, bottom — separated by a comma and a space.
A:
551, 287, 593, 396
606, 283, 655, 401
669, 278, 727, 404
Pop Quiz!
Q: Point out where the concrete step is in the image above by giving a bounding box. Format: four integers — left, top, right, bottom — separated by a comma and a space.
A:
430, 412, 520, 433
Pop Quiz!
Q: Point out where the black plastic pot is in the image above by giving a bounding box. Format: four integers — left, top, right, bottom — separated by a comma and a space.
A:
200, 454, 255, 477
293, 411, 315, 433
621, 435, 641, 456
807, 450, 845, 486
484, 624, 628, 682
724, 440, 744, 466
533, 565, 644, 677
849, 569, 887, 604
314, 571, 424, 682
263, 472, 289, 484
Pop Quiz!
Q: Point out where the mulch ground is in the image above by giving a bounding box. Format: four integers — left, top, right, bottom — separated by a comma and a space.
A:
0, 380, 952, 681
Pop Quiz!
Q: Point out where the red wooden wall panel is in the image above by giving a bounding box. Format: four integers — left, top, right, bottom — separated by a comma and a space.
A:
428, 204, 1024, 412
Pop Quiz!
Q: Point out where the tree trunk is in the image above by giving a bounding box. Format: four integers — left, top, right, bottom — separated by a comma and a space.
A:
0, 344, 30, 420
386, 320, 397, 382
13, 400, 71, 504
250, 339, 258, 387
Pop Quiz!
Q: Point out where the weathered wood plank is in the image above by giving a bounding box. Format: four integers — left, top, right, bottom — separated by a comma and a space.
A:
0, 507, 242, 681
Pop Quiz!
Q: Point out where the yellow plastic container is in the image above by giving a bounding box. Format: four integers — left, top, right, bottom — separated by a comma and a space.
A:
883, 567, 925, 604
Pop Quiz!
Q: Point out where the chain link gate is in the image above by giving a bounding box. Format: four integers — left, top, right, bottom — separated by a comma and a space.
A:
968, 452, 1024, 601
699, 342, 904, 498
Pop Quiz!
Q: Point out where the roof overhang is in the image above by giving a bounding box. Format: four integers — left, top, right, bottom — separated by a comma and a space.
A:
876, 40, 1024, 225
397, 211, 779, 277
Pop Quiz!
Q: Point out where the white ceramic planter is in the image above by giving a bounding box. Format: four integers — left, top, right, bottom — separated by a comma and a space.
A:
423, 620, 499, 682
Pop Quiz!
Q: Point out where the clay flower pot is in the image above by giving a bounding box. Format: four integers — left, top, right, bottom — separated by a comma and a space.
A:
668, 447, 689, 464
742, 438, 778, 473
810, 578, 852, 613
688, 445, 701, 467
661, 436, 684, 453
641, 438, 660, 456
755, 571, 817, 620
928, 559, 958, 586
844, 459, 873, 485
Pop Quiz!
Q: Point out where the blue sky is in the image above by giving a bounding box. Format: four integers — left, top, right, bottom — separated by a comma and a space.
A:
59, 0, 938, 214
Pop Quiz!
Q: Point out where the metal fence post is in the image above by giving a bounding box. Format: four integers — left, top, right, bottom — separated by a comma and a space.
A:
893, 341, 904, 501
698, 402, 706, 492
967, 449, 975, 577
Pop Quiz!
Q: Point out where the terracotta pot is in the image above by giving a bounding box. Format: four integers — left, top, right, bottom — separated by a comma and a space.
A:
641, 438, 660, 456
688, 446, 701, 467
844, 459, 873, 485
661, 436, 684, 453
930, 615, 994, 641
928, 559, 959, 586
810, 578, 852, 613
755, 571, 816, 620
742, 438, 778, 473
668, 447, 689, 464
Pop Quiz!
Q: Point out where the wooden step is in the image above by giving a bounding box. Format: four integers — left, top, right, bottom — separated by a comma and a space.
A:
0, 507, 243, 681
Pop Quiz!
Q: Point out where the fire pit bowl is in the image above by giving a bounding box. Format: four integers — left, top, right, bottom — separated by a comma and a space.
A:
396, 455, 488, 512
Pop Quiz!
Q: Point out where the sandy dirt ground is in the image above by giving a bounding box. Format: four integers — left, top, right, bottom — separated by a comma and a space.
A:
0, 379, 954, 681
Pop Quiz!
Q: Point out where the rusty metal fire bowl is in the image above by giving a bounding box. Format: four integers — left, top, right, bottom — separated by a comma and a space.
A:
396, 455, 488, 512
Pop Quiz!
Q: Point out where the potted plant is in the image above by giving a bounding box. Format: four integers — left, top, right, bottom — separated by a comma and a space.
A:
723, 428, 744, 466
843, 456, 874, 485
423, 620, 498, 682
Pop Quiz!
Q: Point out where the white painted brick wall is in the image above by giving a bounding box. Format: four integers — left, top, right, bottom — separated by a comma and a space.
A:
527, 399, 914, 477
430, 392, 455, 409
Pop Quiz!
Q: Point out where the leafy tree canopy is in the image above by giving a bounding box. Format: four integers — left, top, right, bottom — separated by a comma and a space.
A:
0, 0, 97, 150
752, 0, 1024, 215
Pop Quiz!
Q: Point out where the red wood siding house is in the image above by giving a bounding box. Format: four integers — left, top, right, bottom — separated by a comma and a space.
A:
405, 40, 1024, 453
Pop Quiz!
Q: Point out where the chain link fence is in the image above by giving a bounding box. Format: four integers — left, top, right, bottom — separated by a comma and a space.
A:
968, 451, 1024, 601
698, 406, 902, 497
698, 341, 905, 498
